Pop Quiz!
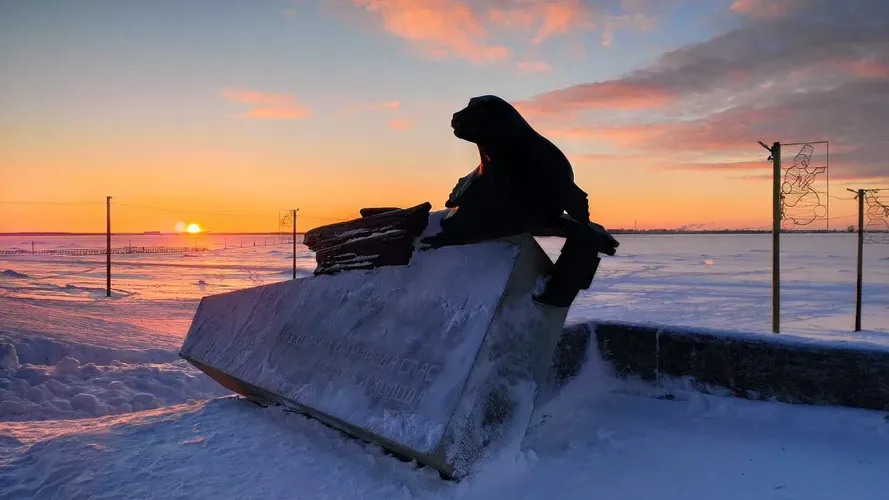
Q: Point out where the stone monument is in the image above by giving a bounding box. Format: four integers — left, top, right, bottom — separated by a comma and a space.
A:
179, 94, 618, 479
180, 208, 571, 479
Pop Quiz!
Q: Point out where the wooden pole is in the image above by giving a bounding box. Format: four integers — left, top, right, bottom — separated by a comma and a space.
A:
292, 209, 297, 279
772, 142, 781, 333
106, 196, 112, 297
826, 141, 830, 231
855, 189, 864, 332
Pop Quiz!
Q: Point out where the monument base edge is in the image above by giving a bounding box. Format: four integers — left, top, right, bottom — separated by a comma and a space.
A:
181, 355, 458, 479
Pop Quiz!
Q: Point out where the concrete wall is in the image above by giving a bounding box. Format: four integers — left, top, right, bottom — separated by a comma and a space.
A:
553, 320, 889, 412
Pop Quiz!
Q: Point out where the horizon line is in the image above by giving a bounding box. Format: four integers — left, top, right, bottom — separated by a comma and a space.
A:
0, 229, 863, 237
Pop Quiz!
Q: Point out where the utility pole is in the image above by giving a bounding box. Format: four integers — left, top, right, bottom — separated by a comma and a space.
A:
848, 188, 882, 332
855, 189, 864, 332
759, 141, 781, 333
106, 196, 112, 297
772, 142, 781, 334
292, 208, 299, 279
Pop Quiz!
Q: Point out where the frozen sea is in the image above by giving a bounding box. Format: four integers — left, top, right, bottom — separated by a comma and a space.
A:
1, 232, 889, 499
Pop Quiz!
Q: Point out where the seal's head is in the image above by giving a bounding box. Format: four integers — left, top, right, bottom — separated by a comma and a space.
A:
451, 95, 533, 146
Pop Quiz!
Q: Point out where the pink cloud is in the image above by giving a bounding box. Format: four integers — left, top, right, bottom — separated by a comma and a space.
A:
544, 122, 677, 146
352, 0, 509, 63
519, 81, 677, 116
388, 118, 412, 130
530, 0, 591, 44
729, 0, 805, 19
352, 0, 654, 63
334, 100, 401, 119
354, 100, 402, 112
219, 88, 312, 120
823, 59, 889, 79
601, 13, 657, 47
517, 61, 551, 73
372, 100, 401, 110
543, 105, 785, 153
659, 160, 771, 172
486, 0, 592, 44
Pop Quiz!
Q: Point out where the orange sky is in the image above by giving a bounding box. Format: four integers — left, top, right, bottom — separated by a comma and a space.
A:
1, 1, 885, 233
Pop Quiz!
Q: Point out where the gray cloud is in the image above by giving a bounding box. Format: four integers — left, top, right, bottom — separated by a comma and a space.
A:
519, 0, 889, 181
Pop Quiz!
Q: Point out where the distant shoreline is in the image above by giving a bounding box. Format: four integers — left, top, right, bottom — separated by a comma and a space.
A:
0, 232, 305, 237
0, 229, 866, 237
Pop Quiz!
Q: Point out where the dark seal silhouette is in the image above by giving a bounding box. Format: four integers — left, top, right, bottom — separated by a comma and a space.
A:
426, 94, 618, 307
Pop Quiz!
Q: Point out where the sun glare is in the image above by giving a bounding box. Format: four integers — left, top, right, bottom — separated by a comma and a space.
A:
186, 223, 202, 234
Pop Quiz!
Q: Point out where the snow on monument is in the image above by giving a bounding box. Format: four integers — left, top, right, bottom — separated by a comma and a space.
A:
180, 206, 582, 479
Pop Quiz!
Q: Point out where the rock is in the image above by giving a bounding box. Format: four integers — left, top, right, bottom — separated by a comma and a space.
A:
304, 202, 433, 276
313, 230, 420, 276
55, 357, 80, 375
0, 343, 20, 370
70, 392, 99, 412
359, 207, 403, 217
0, 400, 27, 416
304, 202, 431, 251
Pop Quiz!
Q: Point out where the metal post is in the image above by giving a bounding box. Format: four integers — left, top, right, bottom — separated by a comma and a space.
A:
106, 196, 112, 297
292, 209, 297, 279
772, 142, 781, 333
826, 141, 830, 231
855, 189, 864, 332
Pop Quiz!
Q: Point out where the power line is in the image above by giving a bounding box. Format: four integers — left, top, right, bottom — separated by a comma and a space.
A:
811, 188, 854, 201
112, 202, 351, 222
298, 214, 351, 222
112, 202, 271, 218
0, 201, 102, 205
115, 202, 353, 225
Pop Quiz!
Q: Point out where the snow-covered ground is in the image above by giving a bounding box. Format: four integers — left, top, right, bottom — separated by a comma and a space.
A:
1, 233, 889, 498
3, 340, 889, 499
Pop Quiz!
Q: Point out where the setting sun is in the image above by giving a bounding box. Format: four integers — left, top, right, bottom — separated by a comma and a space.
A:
186, 223, 202, 234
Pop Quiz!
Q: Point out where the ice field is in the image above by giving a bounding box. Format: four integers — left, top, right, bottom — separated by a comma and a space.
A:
1, 233, 888, 499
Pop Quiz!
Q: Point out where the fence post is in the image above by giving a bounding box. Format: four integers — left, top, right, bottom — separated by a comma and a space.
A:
771, 142, 781, 333
855, 189, 864, 332
106, 196, 112, 297
292, 208, 298, 279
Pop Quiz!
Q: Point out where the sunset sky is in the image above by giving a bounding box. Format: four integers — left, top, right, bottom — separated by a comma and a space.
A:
1, 0, 887, 233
